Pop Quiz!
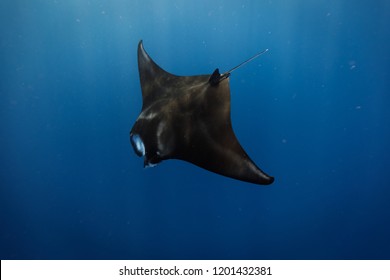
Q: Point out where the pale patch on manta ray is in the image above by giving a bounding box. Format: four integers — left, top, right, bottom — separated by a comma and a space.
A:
138, 110, 158, 120
156, 121, 166, 155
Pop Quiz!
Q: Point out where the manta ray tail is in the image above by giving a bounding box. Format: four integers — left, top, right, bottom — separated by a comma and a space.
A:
209, 49, 269, 86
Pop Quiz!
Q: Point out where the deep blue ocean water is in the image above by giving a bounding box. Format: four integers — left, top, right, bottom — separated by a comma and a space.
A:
1, 0, 389, 259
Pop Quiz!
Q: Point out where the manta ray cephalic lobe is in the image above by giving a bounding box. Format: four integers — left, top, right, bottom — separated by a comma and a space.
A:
130, 40, 274, 185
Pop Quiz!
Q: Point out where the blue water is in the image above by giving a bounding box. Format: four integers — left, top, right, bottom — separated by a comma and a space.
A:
1, 0, 389, 260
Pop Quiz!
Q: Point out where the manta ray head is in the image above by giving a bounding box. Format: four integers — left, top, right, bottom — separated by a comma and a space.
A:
130, 112, 176, 168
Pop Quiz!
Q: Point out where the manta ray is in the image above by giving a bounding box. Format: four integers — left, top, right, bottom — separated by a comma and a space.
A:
130, 40, 274, 185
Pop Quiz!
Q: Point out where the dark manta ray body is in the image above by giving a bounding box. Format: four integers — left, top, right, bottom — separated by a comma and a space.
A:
130, 41, 274, 185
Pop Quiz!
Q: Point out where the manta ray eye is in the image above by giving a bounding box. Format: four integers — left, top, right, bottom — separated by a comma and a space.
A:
130, 134, 145, 157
